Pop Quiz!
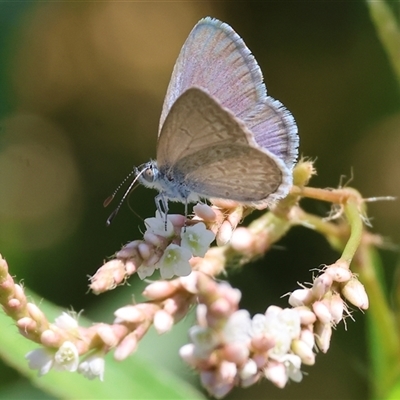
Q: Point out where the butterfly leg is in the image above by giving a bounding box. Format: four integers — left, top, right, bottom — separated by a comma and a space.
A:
155, 193, 169, 230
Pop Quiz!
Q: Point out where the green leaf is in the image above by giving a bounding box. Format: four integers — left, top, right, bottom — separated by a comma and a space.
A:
0, 289, 206, 400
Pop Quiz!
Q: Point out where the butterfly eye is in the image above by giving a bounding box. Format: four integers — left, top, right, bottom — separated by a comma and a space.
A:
143, 166, 155, 182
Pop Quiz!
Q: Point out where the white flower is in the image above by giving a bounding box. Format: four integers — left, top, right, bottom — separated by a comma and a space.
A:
189, 326, 219, 357
53, 341, 79, 372
25, 341, 79, 377
281, 353, 303, 383
144, 211, 174, 238
181, 223, 215, 257
276, 308, 301, 340
78, 352, 105, 381
158, 244, 192, 279
223, 310, 252, 344
137, 263, 158, 280
25, 348, 54, 376
250, 313, 292, 356
54, 312, 79, 334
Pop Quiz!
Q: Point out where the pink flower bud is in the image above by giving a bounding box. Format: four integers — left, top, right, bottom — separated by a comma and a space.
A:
315, 321, 332, 353
143, 281, 177, 300
230, 228, 254, 252
288, 289, 313, 307
41, 329, 62, 346
327, 293, 344, 324
179, 343, 198, 366
291, 339, 315, 365
295, 306, 317, 325
325, 265, 352, 282
114, 305, 145, 323
137, 243, 152, 260
300, 328, 315, 349
154, 310, 174, 334
264, 360, 288, 388
193, 204, 217, 221
221, 342, 250, 365
311, 273, 333, 299
114, 333, 138, 361
312, 301, 332, 324
217, 220, 233, 246
342, 278, 369, 309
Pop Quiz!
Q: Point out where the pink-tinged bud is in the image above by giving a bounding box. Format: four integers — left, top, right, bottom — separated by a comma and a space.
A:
251, 335, 275, 353
27, 303, 47, 324
200, 370, 234, 399
124, 260, 138, 275
311, 273, 333, 299
252, 353, 268, 368
143, 231, 166, 248
137, 243, 152, 260
179, 271, 199, 294
154, 310, 174, 334
97, 325, 119, 347
264, 360, 288, 388
325, 265, 352, 282
288, 289, 313, 307
167, 214, 186, 228
114, 306, 145, 323
211, 199, 239, 209
7, 298, 20, 309
326, 293, 344, 324
210, 298, 231, 317
143, 281, 177, 300
342, 279, 369, 309
41, 329, 62, 346
17, 317, 36, 332
217, 220, 233, 246
179, 343, 198, 366
114, 333, 138, 361
90, 259, 126, 294
218, 284, 242, 308
291, 339, 315, 365
300, 328, 315, 349
116, 240, 140, 258
295, 306, 317, 325
315, 321, 332, 353
14, 284, 25, 301
312, 301, 332, 324
241, 370, 261, 388
230, 227, 254, 252
193, 204, 217, 222
221, 342, 250, 365
219, 360, 237, 382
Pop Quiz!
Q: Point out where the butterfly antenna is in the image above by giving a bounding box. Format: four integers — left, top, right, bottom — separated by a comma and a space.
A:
105, 167, 147, 226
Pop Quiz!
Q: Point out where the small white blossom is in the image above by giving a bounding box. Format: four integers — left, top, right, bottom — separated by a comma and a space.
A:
223, 310, 252, 344
54, 312, 79, 333
181, 223, 215, 257
78, 352, 105, 381
137, 263, 158, 280
25, 348, 54, 376
158, 244, 192, 279
25, 341, 79, 377
281, 353, 303, 383
144, 211, 174, 238
53, 341, 79, 372
189, 326, 219, 357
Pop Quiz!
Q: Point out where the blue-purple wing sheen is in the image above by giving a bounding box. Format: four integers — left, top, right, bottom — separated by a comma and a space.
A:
138, 17, 299, 210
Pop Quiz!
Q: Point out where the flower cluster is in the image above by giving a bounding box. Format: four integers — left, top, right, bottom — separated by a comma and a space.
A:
178, 260, 368, 398
0, 161, 374, 398
90, 211, 215, 292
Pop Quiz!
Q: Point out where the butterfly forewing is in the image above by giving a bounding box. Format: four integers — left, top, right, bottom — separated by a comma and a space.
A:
159, 17, 266, 134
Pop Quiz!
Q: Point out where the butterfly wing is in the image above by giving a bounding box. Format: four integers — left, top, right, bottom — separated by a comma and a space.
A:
157, 87, 291, 205
159, 17, 266, 134
244, 98, 299, 170
159, 17, 298, 172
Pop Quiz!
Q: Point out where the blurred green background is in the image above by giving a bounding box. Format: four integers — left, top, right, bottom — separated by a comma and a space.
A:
0, 2, 399, 399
